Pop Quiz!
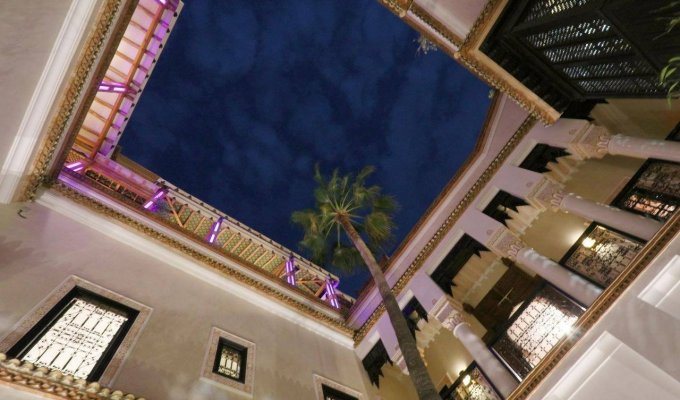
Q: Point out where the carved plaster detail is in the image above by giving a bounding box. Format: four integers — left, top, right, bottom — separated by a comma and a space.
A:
526, 177, 566, 211
21, 0, 128, 201
440, 310, 468, 333
377, 0, 414, 17
0, 354, 145, 400
487, 227, 526, 260
567, 124, 612, 160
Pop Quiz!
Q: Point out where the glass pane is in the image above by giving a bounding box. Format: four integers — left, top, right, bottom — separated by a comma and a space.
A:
22, 298, 128, 379
216, 345, 242, 380
492, 286, 583, 379
564, 225, 643, 287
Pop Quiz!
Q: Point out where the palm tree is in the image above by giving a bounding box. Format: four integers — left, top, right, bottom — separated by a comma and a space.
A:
292, 165, 440, 400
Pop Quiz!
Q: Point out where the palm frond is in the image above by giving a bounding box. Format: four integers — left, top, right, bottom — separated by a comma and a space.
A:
291, 164, 399, 273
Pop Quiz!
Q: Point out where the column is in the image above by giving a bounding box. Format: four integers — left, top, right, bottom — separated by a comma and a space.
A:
461, 211, 602, 306
567, 122, 680, 163
527, 176, 663, 241
433, 299, 518, 398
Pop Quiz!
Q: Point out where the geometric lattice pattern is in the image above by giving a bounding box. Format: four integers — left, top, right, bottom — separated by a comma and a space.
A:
22, 298, 128, 379
215, 340, 245, 381
523, 0, 594, 22
615, 161, 680, 221
564, 225, 643, 287
449, 366, 502, 400
492, 285, 583, 379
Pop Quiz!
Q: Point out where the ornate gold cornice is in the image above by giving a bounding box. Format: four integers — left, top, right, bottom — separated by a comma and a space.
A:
408, 2, 463, 48
376, 0, 414, 17
0, 353, 144, 400
457, 0, 560, 125
353, 116, 537, 343
376, 0, 462, 58
51, 182, 354, 337
20, 0, 135, 202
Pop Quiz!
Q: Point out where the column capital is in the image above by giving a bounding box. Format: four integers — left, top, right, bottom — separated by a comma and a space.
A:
440, 310, 468, 333
567, 123, 612, 160
526, 176, 566, 211
487, 226, 526, 260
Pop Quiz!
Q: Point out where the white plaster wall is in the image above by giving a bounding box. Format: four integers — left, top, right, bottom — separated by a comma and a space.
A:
0, 201, 371, 399
0, 0, 72, 168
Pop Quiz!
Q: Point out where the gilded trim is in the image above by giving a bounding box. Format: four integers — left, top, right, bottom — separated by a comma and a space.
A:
0, 353, 144, 399
507, 211, 680, 399
51, 182, 354, 337
20, 0, 134, 202
457, 0, 560, 124
409, 2, 464, 48
353, 116, 537, 343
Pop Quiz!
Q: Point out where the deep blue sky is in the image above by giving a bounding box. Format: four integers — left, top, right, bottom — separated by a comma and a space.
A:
120, 0, 490, 296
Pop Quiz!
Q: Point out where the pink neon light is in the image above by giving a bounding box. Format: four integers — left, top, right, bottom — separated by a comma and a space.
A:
98, 81, 137, 94
207, 217, 224, 244
325, 277, 340, 308
143, 188, 167, 210
65, 161, 85, 173
285, 255, 297, 286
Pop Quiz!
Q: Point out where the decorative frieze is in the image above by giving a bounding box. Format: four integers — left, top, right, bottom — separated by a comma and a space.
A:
0, 354, 144, 400
525, 177, 565, 211
566, 124, 612, 160
487, 227, 526, 261
563, 225, 643, 287
440, 310, 468, 333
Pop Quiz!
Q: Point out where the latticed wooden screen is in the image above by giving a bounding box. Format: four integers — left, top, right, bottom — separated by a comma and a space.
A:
614, 161, 680, 222
563, 225, 643, 287
491, 285, 583, 379
481, 0, 676, 111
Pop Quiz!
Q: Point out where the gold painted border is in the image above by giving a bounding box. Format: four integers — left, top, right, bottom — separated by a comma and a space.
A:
20, 0, 136, 202
507, 211, 680, 399
51, 182, 354, 337
457, 0, 560, 124
376, 0, 558, 124
353, 116, 537, 343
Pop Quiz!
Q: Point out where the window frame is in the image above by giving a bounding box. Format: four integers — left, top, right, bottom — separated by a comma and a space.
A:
0, 276, 151, 386
212, 337, 248, 383
201, 327, 255, 395
313, 374, 364, 400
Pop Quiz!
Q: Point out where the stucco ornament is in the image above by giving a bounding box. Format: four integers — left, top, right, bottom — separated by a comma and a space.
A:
526, 177, 566, 211
487, 226, 526, 260
567, 124, 612, 160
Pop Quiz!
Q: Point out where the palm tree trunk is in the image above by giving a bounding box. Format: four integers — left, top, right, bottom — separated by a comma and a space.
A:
338, 216, 440, 400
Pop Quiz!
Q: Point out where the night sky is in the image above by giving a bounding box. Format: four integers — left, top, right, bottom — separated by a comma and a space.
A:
120, 0, 491, 296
